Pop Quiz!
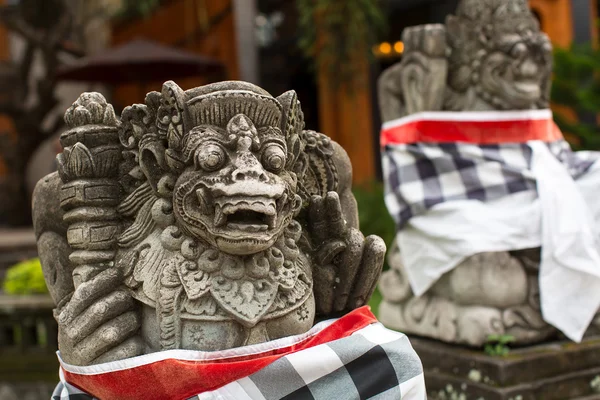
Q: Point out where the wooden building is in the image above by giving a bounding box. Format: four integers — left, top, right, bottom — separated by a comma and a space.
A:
0, 0, 12, 178
111, 0, 240, 107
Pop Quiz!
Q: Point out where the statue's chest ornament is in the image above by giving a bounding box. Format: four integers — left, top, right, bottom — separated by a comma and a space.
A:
172, 223, 304, 325
125, 216, 311, 349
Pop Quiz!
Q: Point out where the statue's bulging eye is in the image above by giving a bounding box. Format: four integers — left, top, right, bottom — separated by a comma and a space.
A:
197, 144, 226, 171
511, 42, 527, 59
262, 144, 286, 173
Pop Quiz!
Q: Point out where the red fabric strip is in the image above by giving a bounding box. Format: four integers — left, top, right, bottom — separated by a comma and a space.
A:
380, 117, 563, 146
63, 306, 378, 400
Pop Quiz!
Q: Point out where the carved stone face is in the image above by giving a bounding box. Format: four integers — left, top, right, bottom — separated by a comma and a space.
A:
173, 114, 298, 256
477, 30, 552, 109
446, 0, 553, 111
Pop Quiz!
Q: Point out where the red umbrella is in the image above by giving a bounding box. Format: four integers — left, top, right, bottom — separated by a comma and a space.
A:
56, 38, 224, 83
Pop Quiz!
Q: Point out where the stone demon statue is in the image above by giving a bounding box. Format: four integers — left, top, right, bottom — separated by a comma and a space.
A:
376, 0, 595, 346
379, 0, 552, 119
33, 81, 385, 366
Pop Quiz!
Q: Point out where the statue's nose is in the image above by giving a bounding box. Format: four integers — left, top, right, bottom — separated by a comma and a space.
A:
232, 152, 268, 183
518, 58, 539, 79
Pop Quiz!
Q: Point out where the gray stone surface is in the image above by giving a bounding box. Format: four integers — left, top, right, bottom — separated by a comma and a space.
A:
0, 294, 58, 399
412, 334, 600, 400
377, 0, 560, 346
32, 81, 385, 366
0, 383, 55, 400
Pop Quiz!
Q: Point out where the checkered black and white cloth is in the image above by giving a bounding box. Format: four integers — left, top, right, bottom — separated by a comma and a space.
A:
52, 380, 92, 400
199, 322, 424, 400
52, 308, 426, 400
380, 110, 600, 342
382, 140, 598, 229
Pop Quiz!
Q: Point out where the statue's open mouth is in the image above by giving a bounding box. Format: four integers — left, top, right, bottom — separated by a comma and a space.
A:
501, 78, 541, 106
214, 197, 277, 233
178, 179, 289, 254
512, 80, 540, 96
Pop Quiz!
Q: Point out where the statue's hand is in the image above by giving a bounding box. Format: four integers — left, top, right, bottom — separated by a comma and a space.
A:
308, 192, 386, 316
400, 24, 448, 114
57, 268, 143, 366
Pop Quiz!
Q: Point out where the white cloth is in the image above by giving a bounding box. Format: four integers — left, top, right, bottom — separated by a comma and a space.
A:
399, 143, 600, 341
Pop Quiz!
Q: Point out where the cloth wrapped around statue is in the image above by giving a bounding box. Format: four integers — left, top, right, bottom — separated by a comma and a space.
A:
381, 109, 600, 342
52, 307, 425, 400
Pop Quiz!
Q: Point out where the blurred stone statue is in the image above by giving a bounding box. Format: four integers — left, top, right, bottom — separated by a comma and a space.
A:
378, 0, 600, 346
379, 0, 552, 120
33, 81, 386, 367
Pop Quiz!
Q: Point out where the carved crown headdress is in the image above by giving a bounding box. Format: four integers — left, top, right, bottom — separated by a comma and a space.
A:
453, 0, 538, 35
118, 81, 307, 194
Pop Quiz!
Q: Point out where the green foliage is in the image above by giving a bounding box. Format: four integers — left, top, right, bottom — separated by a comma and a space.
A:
3, 258, 48, 295
297, 0, 387, 86
551, 43, 600, 150
484, 334, 515, 357
354, 183, 395, 318
353, 182, 396, 253
116, 0, 161, 20
367, 287, 382, 317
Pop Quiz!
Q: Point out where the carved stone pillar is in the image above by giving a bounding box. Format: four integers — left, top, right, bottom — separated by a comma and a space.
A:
56, 93, 121, 287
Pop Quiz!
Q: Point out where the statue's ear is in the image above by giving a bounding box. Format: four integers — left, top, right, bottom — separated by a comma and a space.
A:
277, 90, 304, 135
276, 90, 305, 170
120, 91, 172, 193
139, 138, 168, 192
158, 80, 186, 152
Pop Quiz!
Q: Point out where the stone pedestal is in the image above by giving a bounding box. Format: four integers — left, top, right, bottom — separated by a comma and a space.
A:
412, 336, 600, 400
0, 295, 58, 400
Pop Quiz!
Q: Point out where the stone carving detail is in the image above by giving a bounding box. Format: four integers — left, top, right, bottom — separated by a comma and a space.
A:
378, 243, 556, 346
379, 0, 552, 122
34, 81, 385, 365
377, 0, 560, 346
57, 94, 122, 288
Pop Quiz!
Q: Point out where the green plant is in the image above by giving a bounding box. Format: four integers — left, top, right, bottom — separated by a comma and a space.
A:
116, 0, 161, 20
3, 258, 48, 295
297, 0, 387, 86
484, 334, 515, 357
551, 42, 600, 150
353, 182, 395, 318
367, 287, 382, 317
353, 182, 396, 256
